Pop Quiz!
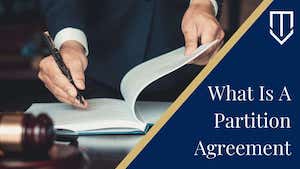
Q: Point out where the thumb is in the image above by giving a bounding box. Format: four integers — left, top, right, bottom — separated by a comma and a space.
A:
70, 62, 85, 90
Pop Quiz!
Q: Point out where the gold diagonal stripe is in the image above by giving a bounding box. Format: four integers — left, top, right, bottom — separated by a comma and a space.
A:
116, 0, 273, 168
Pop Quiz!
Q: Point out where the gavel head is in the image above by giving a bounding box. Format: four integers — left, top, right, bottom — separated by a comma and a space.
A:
0, 113, 55, 154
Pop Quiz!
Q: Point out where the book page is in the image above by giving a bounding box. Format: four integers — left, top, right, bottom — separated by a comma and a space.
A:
135, 101, 172, 124
120, 40, 218, 115
26, 98, 146, 133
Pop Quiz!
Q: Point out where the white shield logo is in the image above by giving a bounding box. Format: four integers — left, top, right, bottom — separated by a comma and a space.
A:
269, 11, 294, 45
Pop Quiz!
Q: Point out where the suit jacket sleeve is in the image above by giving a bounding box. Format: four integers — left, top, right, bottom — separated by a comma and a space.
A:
216, 0, 223, 19
39, 0, 86, 37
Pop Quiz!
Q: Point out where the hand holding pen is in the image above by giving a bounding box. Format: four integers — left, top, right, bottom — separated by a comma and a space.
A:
39, 32, 88, 109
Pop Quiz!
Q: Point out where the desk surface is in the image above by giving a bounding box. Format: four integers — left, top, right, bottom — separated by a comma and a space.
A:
0, 80, 144, 169
76, 135, 141, 169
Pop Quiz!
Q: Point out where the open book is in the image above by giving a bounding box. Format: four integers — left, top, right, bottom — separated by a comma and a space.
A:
27, 41, 217, 135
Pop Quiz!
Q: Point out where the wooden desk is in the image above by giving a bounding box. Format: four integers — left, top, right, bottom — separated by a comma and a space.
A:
0, 80, 142, 169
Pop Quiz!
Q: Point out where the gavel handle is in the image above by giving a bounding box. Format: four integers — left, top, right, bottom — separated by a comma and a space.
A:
55, 129, 78, 142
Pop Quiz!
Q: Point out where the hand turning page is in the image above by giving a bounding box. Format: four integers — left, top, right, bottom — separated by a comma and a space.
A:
121, 40, 219, 113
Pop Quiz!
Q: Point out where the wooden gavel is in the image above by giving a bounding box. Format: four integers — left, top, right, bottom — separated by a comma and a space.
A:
0, 113, 55, 154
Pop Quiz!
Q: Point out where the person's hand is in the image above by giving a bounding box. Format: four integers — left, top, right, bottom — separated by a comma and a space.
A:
182, 0, 225, 65
38, 40, 88, 108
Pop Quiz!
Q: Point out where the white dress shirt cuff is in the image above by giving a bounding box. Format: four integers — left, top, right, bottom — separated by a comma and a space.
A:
190, 0, 219, 16
54, 27, 89, 56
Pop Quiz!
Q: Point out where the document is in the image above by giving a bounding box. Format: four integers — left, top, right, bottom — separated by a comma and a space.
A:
27, 40, 218, 135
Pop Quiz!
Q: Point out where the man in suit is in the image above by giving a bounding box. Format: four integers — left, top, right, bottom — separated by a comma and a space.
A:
38, 0, 224, 108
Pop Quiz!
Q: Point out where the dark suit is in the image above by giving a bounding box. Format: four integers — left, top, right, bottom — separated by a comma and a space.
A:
40, 0, 222, 100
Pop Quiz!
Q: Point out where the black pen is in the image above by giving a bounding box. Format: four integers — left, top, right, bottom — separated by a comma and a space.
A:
42, 32, 85, 105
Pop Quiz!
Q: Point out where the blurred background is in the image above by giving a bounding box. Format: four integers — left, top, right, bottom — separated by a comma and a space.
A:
0, 0, 262, 111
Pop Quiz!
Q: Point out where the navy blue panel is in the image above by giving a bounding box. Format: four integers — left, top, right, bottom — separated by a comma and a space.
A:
128, 0, 299, 168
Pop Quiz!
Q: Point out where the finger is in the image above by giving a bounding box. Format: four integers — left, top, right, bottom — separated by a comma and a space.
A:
42, 72, 88, 108
39, 56, 78, 97
216, 30, 225, 41
200, 27, 218, 45
47, 82, 88, 109
42, 73, 76, 104
44, 63, 78, 97
190, 49, 211, 65
182, 24, 198, 56
190, 40, 222, 65
57, 95, 88, 109
59, 47, 87, 90
197, 25, 220, 57
74, 99, 89, 109
67, 60, 85, 90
